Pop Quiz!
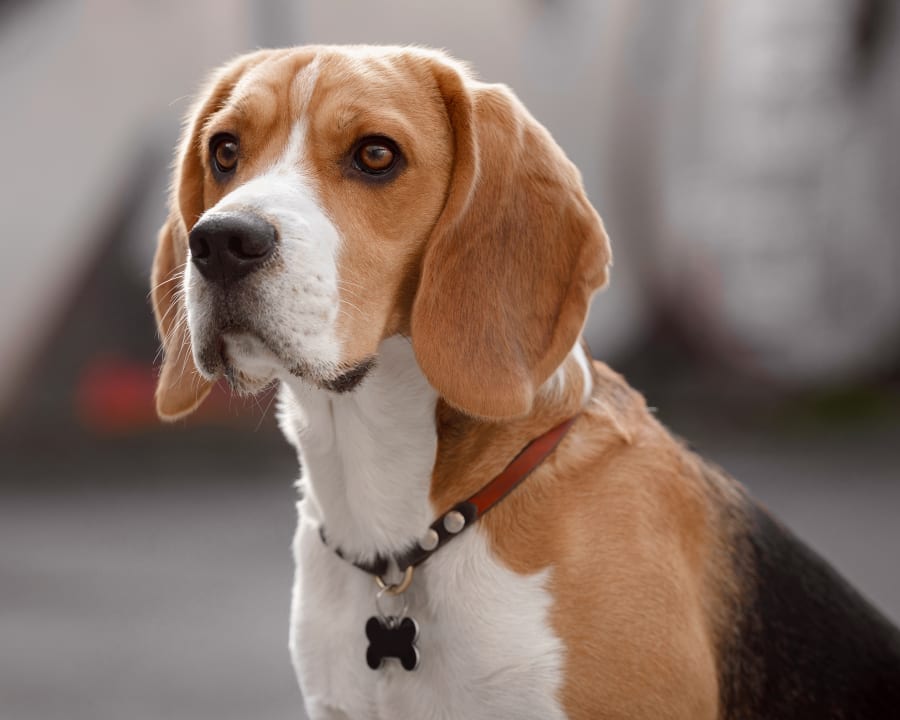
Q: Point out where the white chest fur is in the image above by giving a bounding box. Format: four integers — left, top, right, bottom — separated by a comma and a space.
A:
278, 337, 568, 720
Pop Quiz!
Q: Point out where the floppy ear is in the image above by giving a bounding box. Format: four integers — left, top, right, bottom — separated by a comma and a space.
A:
411, 63, 612, 419
151, 213, 213, 420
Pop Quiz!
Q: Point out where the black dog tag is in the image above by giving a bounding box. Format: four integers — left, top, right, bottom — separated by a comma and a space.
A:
365, 616, 420, 671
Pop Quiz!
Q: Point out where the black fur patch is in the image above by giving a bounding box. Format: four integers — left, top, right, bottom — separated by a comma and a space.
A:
722, 501, 900, 719
322, 357, 376, 394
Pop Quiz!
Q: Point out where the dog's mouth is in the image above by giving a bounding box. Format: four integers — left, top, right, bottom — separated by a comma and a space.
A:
198, 329, 376, 395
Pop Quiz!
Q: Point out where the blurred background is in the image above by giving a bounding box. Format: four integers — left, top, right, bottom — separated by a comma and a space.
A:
1, 1, 898, 718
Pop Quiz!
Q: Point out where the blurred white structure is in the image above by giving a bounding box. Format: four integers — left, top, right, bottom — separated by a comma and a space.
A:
660, 0, 900, 384
0, 0, 252, 412
2, 0, 898, 417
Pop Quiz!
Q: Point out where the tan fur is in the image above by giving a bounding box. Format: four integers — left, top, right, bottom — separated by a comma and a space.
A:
432, 362, 728, 718
151, 216, 212, 419
152, 46, 609, 420
152, 46, 732, 717
411, 62, 611, 419
302, 50, 455, 360
192, 49, 314, 215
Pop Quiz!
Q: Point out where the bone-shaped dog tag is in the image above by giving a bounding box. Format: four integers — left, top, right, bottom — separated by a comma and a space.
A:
365, 616, 420, 671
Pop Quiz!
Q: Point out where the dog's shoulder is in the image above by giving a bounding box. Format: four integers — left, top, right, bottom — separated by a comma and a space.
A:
482, 364, 729, 717
495, 363, 900, 719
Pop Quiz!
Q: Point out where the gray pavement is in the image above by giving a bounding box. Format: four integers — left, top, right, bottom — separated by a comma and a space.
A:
1, 470, 304, 720
1, 424, 898, 720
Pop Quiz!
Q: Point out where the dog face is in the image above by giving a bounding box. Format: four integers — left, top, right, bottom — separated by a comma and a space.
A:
151, 46, 611, 421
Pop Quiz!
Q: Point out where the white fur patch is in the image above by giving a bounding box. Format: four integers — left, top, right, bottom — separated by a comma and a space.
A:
542, 342, 594, 406
279, 336, 437, 559
572, 342, 593, 405
280, 338, 568, 719
185, 116, 343, 381
290, 516, 567, 720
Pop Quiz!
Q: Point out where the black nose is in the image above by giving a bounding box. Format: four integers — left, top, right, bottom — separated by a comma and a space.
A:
188, 212, 276, 286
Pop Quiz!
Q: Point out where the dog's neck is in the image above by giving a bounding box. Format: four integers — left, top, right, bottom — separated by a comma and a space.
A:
277, 335, 591, 565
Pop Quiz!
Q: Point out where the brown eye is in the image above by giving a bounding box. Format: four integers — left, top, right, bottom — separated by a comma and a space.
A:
210, 134, 239, 175
353, 137, 399, 175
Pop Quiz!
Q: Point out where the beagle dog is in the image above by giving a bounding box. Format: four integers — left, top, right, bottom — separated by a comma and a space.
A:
151, 45, 900, 719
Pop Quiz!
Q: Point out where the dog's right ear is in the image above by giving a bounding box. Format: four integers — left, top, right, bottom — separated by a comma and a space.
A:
151, 212, 212, 421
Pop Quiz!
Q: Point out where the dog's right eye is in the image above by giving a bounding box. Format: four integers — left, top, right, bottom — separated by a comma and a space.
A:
210, 134, 239, 176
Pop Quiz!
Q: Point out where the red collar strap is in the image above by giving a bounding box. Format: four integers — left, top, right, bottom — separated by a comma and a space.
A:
320, 414, 580, 580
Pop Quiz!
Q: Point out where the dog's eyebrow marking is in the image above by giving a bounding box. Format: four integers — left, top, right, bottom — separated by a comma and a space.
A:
336, 108, 365, 132
230, 63, 280, 117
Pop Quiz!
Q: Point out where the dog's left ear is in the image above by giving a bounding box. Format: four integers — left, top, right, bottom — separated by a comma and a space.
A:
411, 60, 612, 419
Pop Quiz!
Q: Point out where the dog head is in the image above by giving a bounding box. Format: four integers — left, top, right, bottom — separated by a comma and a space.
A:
151, 45, 611, 421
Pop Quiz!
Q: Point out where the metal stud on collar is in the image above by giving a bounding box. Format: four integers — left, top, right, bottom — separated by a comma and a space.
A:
443, 510, 466, 534
419, 528, 439, 551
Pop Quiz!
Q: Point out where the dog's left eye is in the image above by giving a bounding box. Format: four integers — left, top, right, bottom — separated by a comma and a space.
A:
353, 137, 400, 176
210, 133, 239, 176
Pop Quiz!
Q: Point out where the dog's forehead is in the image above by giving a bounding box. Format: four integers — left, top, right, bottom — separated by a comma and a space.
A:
223, 47, 436, 128
220, 51, 316, 126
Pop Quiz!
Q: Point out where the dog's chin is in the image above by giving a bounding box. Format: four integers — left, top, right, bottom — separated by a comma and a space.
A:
209, 332, 281, 395
197, 330, 376, 396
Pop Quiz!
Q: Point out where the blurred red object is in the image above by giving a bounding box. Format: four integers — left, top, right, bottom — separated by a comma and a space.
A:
76, 356, 274, 432
77, 356, 158, 432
